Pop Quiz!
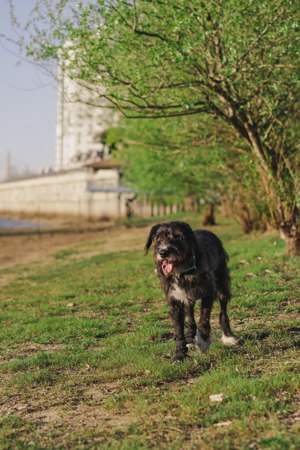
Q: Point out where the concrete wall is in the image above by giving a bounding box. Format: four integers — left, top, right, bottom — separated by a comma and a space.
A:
0, 169, 128, 219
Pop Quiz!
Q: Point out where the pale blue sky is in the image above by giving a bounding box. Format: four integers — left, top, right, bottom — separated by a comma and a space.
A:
0, 0, 57, 180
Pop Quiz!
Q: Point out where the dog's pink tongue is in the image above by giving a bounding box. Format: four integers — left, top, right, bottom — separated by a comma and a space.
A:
162, 260, 173, 274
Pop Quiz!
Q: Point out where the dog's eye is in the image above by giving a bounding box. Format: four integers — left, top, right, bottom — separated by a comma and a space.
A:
174, 236, 183, 241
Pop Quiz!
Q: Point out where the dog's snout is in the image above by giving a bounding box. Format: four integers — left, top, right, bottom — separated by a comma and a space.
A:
159, 248, 171, 257
159, 247, 178, 258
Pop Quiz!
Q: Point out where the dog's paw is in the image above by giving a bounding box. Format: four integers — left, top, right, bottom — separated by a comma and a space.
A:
186, 343, 196, 350
195, 331, 210, 353
171, 351, 187, 363
221, 334, 239, 346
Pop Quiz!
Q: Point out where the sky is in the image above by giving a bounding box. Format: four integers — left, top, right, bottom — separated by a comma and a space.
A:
0, 0, 57, 180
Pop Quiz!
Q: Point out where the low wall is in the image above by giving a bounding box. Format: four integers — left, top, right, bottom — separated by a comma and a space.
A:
0, 169, 129, 219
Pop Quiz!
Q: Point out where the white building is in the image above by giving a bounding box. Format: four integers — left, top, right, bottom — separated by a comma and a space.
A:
55, 64, 119, 171
0, 55, 140, 220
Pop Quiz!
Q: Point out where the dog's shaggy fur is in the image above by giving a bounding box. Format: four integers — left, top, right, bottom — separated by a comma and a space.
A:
145, 221, 238, 361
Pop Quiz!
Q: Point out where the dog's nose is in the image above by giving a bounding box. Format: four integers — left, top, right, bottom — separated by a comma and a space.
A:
159, 248, 171, 257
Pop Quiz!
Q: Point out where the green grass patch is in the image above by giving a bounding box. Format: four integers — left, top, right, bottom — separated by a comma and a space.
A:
0, 215, 299, 449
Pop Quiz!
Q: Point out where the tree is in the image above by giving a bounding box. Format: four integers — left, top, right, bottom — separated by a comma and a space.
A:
111, 113, 269, 230
13, 0, 300, 255
110, 115, 227, 207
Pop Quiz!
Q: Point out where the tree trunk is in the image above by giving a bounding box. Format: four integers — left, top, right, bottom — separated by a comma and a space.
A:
220, 197, 232, 219
202, 203, 216, 226
234, 121, 298, 256
281, 227, 300, 257
150, 202, 154, 217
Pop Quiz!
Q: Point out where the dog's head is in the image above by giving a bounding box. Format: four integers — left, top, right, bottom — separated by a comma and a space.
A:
145, 221, 198, 276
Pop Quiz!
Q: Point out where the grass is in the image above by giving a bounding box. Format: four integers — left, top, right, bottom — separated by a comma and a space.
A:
0, 213, 299, 449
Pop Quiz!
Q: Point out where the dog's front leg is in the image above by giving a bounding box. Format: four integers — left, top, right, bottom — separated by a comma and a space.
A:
169, 298, 187, 362
195, 296, 213, 353
184, 303, 197, 347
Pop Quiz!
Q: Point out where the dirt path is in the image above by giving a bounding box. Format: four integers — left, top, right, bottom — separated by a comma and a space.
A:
0, 223, 149, 272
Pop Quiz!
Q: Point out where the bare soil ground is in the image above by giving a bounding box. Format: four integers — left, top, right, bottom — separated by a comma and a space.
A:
0, 222, 148, 272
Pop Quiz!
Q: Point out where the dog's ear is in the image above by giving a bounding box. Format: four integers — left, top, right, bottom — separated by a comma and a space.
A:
178, 221, 200, 250
144, 224, 161, 254
180, 222, 196, 240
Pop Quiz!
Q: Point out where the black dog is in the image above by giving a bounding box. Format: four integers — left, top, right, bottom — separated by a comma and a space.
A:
145, 221, 238, 361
